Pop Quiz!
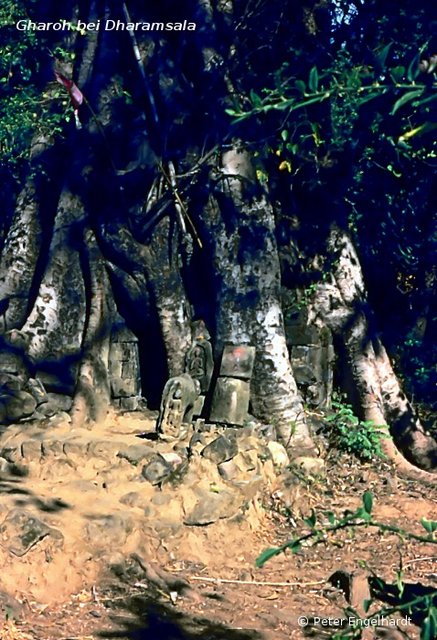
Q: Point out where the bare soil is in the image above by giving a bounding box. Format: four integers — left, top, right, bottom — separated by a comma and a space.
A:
0, 412, 436, 640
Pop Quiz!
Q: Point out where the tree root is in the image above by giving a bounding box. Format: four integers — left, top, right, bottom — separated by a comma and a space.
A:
381, 437, 436, 485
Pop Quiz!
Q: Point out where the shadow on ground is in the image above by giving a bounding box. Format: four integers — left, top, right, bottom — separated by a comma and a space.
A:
97, 593, 263, 640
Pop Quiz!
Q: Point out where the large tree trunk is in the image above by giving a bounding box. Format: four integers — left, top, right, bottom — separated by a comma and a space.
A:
197, 145, 314, 452
309, 226, 437, 479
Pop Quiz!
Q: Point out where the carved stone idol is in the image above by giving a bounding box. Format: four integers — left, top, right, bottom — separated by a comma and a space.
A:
156, 373, 201, 440
209, 345, 255, 426
185, 320, 214, 394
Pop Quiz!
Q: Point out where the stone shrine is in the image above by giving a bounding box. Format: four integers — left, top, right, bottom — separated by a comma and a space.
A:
209, 344, 256, 426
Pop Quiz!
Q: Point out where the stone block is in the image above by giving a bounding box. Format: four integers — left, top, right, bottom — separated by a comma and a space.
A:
42, 393, 72, 413
209, 377, 250, 425
217, 459, 238, 481
117, 444, 155, 465
0, 390, 37, 422
183, 490, 242, 525
21, 441, 42, 461
219, 345, 255, 379
192, 395, 205, 417
267, 441, 290, 469
109, 335, 141, 400
118, 396, 139, 411
201, 435, 238, 464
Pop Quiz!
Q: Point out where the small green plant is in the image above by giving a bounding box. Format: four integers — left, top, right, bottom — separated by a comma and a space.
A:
325, 398, 388, 461
256, 492, 437, 639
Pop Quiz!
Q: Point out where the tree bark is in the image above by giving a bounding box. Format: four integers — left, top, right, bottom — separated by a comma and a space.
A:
200, 145, 314, 452
71, 231, 111, 426
309, 226, 436, 479
0, 181, 44, 332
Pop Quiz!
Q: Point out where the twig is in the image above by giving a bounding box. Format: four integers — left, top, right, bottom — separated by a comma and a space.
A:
190, 576, 325, 587
403, 556, 437, 566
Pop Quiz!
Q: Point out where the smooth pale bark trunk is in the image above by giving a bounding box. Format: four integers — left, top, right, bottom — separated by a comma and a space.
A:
147, 217, 192, 376
0, 181, 43, 332
310, 225, 436, 479
374, 342, 436, 470
71, 231, 111, 426
21, 189, 87, 376
202, 145, 314, 452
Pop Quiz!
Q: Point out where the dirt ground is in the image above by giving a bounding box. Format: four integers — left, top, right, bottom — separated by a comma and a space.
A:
0, 412, 436, 640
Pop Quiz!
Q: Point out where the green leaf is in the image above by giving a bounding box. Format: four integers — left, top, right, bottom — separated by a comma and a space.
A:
308, 66, 319, 92
256, 547, 281, 568
327, 512, 337, 525
289, 540, 302, 554
391, 89, 424, 115
304, 509, 317, 529
363, 599, 373, 613
420, 518, 437, 534
363, 492, 373, 515
407, 54, 420, 82
356, 91, 380, 107
376, 42, 392, 68
281, 129, 289, 142
295, 79, 306, 95
421, 610, 437, 640
355, 507, 372, 522
413, 93, 437, 109
390, 66, 406, 83
250, 89, 262, 107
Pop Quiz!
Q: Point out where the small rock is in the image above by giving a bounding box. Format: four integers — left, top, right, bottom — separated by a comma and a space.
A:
85, 514, 134, 547
201, 435, 238, 464
217, 459, 238, 481
87, 440, 123, 460
21, 440, 42, 461
63, 441, 88, 460
293, 456, 325, 474
25, 378, 48, 406
236, 449, 259, 472
142, 454, 173, 485
1, 447, 20, 463
68, 480, 101, 493
160, 452, 184, 468
0, 509, 63, 557
46, 393, 72, 412
42, 440, 64, 458
152, 520, 182, 539
0, 390, 37, 422
48, 411, 71, 425
257, 424, 277, 440
267, 441, 290, 468
117, 444, 155, 465
188, 431, 206, 454
118, 396, 139, 411
151, 493, 172, 506
0, 590, 25, 621
231, 474, 263, 500
184, 490, 242, 526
